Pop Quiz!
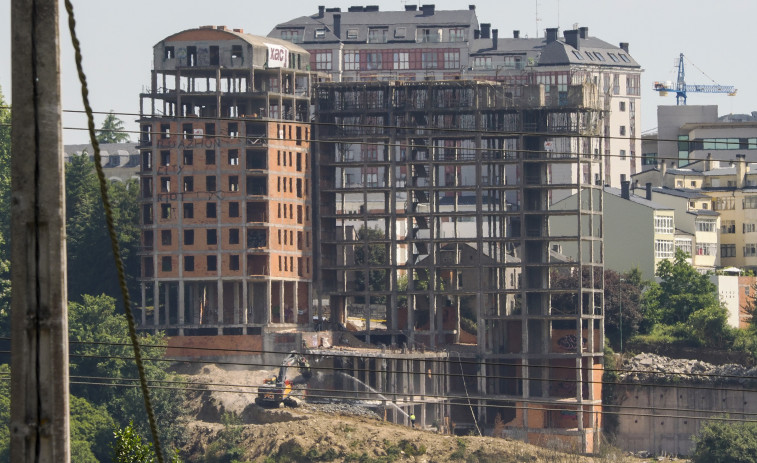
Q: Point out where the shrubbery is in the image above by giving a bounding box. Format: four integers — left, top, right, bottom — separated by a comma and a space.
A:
692, 419, 757, 463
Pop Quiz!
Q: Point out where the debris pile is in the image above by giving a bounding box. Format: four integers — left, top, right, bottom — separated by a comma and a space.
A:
620, 353, 757, 385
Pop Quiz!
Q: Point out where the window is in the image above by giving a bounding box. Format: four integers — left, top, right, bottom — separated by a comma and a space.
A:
620, 126, 626, 136
229, 176, 239, 192
164, 46, 174, 60
473, 56, 492, 70
714, 197, 735, 210
745, 196, 757, 209
655, 239, 675, 258
421, 52, 437, 69
619, 53, 630, 63
205, 150, 215, 165
695, 218, 717, 232
418, 28, 440, 43
346, 29, 358, 40
620, 149, 626, 160
503, 56, 523, 69
344, 51, 359, 70
675, 238, 692, 256
593, 52, 605, 62
314, 28, 326, 39
207, 255, 217, 271
182, 123, 193, 140
161, 230, 171, 245
207, 229, 217, 245
184, 256, 194, 271
160, 177, 170, 193
315, 51, 332, 70
696, 243, 717, 256
444, 51, 460, 69
182, 229, 194, 245
366, 52, 382, 70
229, 202, 239, 217
394, 27, 406, 38
619, 101, 626, 112
280, 29, 302, 43
229, 255, 239, 270
367, 28, 387, 43
228, 149, 239, 165
161, 256, 172, 272
571, 50, 584, 60
206, 176, 216, 191
183, 176, 193, 192
393, 52, 409, 70
231, 45, 242, 60
721, 244, 736, 258
448, 28, 465, 42
183, 150, 193, 165
160, 203, 171, 219
183, 203, 193, 218
626, 74, 640, 95
229, 228, 239, 245
721, 220, 736, 234
206, 202, 216, 218
745, 223, 757, 233
654, 216, 674, 234
160, 150, 170, 166
745, 244, 757, 257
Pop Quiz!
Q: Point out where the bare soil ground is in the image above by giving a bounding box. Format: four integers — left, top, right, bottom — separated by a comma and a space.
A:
172, 363, 673, 463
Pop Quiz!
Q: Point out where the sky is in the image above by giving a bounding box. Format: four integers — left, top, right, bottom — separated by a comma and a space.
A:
2, 0, 756, 144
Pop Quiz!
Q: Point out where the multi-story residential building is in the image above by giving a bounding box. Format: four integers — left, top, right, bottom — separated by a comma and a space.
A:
552, 182, 674, 279
65, 143, 140, 182
270, 4, 641, 189
314, 79, 604, 452
137, 27, 315, 336
647, 187, 720, 270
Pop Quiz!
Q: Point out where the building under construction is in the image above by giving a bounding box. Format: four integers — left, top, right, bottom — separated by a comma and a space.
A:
313, 79, 605, 451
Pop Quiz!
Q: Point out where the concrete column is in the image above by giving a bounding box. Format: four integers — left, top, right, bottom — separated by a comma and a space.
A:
178, 280, 185, 328
233, 281, 240, 324
266, 280, 272, 324
217, 279, 224, 334
163, 283, 170, 327
293, 281, 298, 324
279, 281, 285, 323
141, 282, 147, 326
242, 279, 249, 325
153, 282, 160, 328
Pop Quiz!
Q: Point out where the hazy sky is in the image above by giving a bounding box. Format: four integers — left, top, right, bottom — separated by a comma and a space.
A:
2, 0, 755, 144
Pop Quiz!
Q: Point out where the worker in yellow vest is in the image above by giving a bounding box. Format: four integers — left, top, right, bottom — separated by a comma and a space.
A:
410, 413, 416, 428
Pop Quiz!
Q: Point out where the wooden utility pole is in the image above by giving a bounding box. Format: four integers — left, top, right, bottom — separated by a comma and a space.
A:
10, 0, 70, 461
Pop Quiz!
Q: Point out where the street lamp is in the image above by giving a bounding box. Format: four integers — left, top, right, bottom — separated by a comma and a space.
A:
619, 278, 625, 353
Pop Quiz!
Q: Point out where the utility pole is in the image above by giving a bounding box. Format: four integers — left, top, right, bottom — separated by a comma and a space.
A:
10, 0, 70, 461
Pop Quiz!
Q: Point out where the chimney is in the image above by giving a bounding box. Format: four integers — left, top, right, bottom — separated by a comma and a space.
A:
420, 4, 435, 16
619, 42, 629, 53
348, 6, 363, 12
737, 154, 747, 189
233, 28, 244, 33
318, 5, 325, 17
621, 180, 630, 200
564, 29, 579, 49
646, 182, 653, 201
405, 4, 417, 11
469, 5, 475, 10
705, 153, 713, 172
578, 26, 588, 39
513, 30, 520, 39
492, 29, 498, 49
333, 14, 341, 38
474, 29, 480, 39
480, 23, 491, 39
545, 27, 558, 43
660, 160, 667, 185
365, 5, 379, 11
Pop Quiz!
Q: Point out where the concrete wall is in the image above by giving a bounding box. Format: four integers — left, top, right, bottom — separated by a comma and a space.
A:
615, 383, 757, 456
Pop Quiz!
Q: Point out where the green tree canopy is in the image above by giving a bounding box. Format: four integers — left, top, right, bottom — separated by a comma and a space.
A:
65, 153, 140, 301
96, 111, 130, 144
642, 249, 719, 327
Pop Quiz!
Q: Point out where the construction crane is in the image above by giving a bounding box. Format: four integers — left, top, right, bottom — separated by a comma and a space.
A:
653, 53, 737, 105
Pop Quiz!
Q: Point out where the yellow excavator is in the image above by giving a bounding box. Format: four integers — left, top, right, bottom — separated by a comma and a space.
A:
255, 351, 312, 407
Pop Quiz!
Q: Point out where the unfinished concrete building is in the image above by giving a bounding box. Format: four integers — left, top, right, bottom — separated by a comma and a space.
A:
137, 27, 315, 336
314, 80, 604, 451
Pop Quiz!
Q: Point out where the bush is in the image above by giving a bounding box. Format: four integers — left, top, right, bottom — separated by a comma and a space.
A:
692, 419, 757, 463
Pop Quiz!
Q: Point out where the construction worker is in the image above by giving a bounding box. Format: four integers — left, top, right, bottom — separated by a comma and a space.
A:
410, 413, 416, 428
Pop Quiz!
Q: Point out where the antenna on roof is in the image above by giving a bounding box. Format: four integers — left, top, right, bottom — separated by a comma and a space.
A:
534, 0, 541, 38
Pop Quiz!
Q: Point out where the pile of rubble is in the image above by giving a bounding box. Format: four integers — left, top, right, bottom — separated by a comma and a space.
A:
620, 353, 757, 385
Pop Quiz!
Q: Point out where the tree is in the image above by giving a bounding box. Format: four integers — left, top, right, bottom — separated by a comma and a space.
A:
692, 419, 757, 463
96, 111, 130, 144
65, 153, 140, 301
603, 268, 644, 351
68, 294, 185, 450
353, 227, 388, 303
642, 249, 719, 327
70, 395, 116, 463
